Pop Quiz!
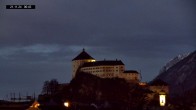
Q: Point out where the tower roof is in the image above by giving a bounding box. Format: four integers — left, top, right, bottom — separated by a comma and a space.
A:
72, 49, 95, 61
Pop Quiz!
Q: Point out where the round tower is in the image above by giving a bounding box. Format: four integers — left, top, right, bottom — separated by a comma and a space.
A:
72, 49, 96, 78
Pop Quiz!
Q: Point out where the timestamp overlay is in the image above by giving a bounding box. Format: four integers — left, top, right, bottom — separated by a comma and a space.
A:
6, 5, 36, 9
1, 0, 36, 10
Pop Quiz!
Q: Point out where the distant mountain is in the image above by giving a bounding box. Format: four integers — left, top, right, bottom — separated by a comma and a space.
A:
155, 50, 196, 96
159, 53, 189, 73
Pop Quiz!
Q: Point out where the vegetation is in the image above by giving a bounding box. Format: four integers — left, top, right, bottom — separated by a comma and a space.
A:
38, 72, 196, 110
41, 79, 59, 95
39, 72, 149, 110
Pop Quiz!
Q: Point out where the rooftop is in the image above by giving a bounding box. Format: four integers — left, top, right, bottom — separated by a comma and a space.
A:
72, 49, 95, 61
124, 70, 139, 74
149, 79, 168, 86
82, 60, 124, 67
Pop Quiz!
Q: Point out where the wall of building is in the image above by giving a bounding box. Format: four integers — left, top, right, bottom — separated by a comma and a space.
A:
81, 65, 124, 74
149, 86, 169, 94
117, 73, 140, 82
80, 65, 140, 82
72, 59, 95, 78
72, 54, 140, 82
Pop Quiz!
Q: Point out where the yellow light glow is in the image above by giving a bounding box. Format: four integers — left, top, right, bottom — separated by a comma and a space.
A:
35, 103, 40, 108
27, 101, 40, 110
139, 82, 147, 86
90, 60, 96, 62
64, 102, 69, 107
159, 94, 166, 106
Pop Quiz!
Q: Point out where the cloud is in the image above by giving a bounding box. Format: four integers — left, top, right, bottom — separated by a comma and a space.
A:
0, 0, 195, 98
23, 44, 61, 53
1, 0, 195, 47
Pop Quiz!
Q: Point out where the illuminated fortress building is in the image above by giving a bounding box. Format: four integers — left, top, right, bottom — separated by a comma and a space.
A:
72, 49, 141, 82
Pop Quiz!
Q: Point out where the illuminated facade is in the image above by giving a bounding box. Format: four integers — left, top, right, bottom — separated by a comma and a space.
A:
72, 49, 141, 82
147, 79, 169, 101
149, 79, 169, 94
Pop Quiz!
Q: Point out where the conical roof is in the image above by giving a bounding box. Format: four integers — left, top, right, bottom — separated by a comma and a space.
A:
72, 49, 95, 61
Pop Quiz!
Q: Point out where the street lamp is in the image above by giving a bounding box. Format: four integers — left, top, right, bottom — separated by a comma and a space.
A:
159, 91, 166, 106
27, 101, 40, 110
64, 101, 69, 108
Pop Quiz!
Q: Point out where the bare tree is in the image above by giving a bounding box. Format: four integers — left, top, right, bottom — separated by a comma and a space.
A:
42, 79, 59, 95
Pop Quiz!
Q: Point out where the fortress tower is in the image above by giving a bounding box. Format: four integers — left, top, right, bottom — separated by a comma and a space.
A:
72, 49, 96, 78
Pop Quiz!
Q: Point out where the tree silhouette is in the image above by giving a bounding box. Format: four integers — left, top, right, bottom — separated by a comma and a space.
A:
41, 79, 59, 95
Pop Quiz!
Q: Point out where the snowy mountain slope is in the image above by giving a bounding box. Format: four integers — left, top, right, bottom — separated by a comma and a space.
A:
154, 50, 196, 95
159, 53, 189, 73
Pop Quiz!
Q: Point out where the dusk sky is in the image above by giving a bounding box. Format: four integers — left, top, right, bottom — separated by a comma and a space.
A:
0, 0, 195, 99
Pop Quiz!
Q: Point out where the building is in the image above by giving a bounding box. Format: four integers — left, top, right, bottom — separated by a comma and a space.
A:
72, 49, 141, 82
149, 79, 169, 94
147, 79, 169, 101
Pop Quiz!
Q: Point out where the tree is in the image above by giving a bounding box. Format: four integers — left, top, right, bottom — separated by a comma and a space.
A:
41, 79, 59, 95
127, 84, 148, 110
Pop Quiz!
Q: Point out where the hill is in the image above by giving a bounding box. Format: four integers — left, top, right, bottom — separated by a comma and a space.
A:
68, 72, 148, 109
155, 50, 196, 96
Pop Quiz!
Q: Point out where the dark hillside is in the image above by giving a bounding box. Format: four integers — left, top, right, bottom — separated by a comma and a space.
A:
155, 50, 196, 96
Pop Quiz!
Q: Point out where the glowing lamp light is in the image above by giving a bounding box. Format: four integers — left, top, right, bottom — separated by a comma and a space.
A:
64, 102, 69, 107
159, 91, 166, 106
34, 103, 40, 108
27, 101, 40, 110
89, 59, 96, 62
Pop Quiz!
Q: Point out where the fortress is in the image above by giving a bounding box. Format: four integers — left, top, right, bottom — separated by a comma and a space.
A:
72, 49, 141, 82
